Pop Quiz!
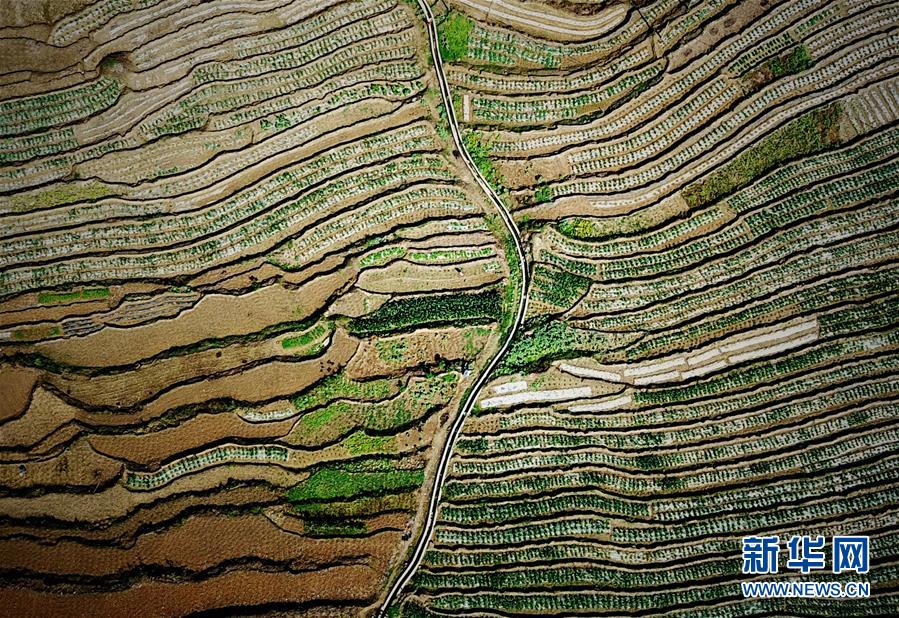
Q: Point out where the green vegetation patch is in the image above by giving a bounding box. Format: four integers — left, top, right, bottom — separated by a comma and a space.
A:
747, 45, 813, 89
343, 431, 394, 456
482, 212, 522, 333
360, 245, 407, 268
37, 287, 110, 305
291, 373, 401, 413
348, 290, 502, 335
286, 465, 424, 503
463, 326, 492, 357
531, 264, 591, 311
288, 372, 459, 445
438, 10, 473, 62
533, 185, 553, 204
408, 246, 494, 264
7, 182, 113, 213
375, 338, 409, 365
291, 491, 416, 518
496, 321, 637, 376
558, 198, 691, 241
303, 519, 368, 537
682, 103, 842, 209
281, 321, 332, 349
463, 130, 506, 194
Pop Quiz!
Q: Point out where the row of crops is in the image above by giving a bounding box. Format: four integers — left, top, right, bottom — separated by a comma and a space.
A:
0, 0, 513, 614
392, 0, 899, 614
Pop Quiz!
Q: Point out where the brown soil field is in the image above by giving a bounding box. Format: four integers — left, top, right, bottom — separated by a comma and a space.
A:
0, 402, 70, 455
88, 413, 296, 468
0, 464, 309, 523
394, 217, 486, 240
0, 483, 278, 544
206, 253, 350, 294
31, 279, 346, 367
0, 366, 39, 421
44, 326, 322, 410
358, 260, 502, 294
405, 231, 494, 249
0, 564, 382, 618
137, 330, 357, 417
0, 438, 122, 492
0, 284, 150, 328
0, 512, 398, 577
328, 289, 391, 318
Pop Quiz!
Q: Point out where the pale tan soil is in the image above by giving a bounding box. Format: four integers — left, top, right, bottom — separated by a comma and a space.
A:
0, 37, 91, 74
500, 154, 572, 191
0, 0, 93, 29
0, 483, 278, 543
44, 319, 332, 410
406, 231, 494, 249
0, 438, 122, 492
465, 368, 627, 435
357, 259, 502, 294
78, 125, 253, 185
675, 0, 771, 73
30, 279, 343, 367
453, 0, 629, 43
194, 253, 352, 297
0, 284, 148, 328
0, 462, 309, 523
327, 289, 391, 318
366, 512, 411, 534
88, 414, 296, 468
0, 64, 96, 100
517, 193, 634, 221
0, 512, 399, 576
529, 364, 626, 392
0, 387, 78, 449
4, 423, 83, 462
0, 565, 381, 618
395, 217, 487, 240
345, 325, 496, 379
0, 366, 39, 421
138, 330, 356, 417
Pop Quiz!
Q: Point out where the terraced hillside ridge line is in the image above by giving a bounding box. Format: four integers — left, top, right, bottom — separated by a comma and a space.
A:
0, 0, 518, 614
389, 0, 899, 616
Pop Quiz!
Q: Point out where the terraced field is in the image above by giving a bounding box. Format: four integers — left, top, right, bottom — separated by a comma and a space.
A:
0, 1, 518, 615
390, 0, 899, 615
4, 0, 899, 615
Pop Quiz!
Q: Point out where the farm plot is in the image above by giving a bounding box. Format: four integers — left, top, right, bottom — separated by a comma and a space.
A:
0, 0, 513, 615
391, 0, 899, 615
